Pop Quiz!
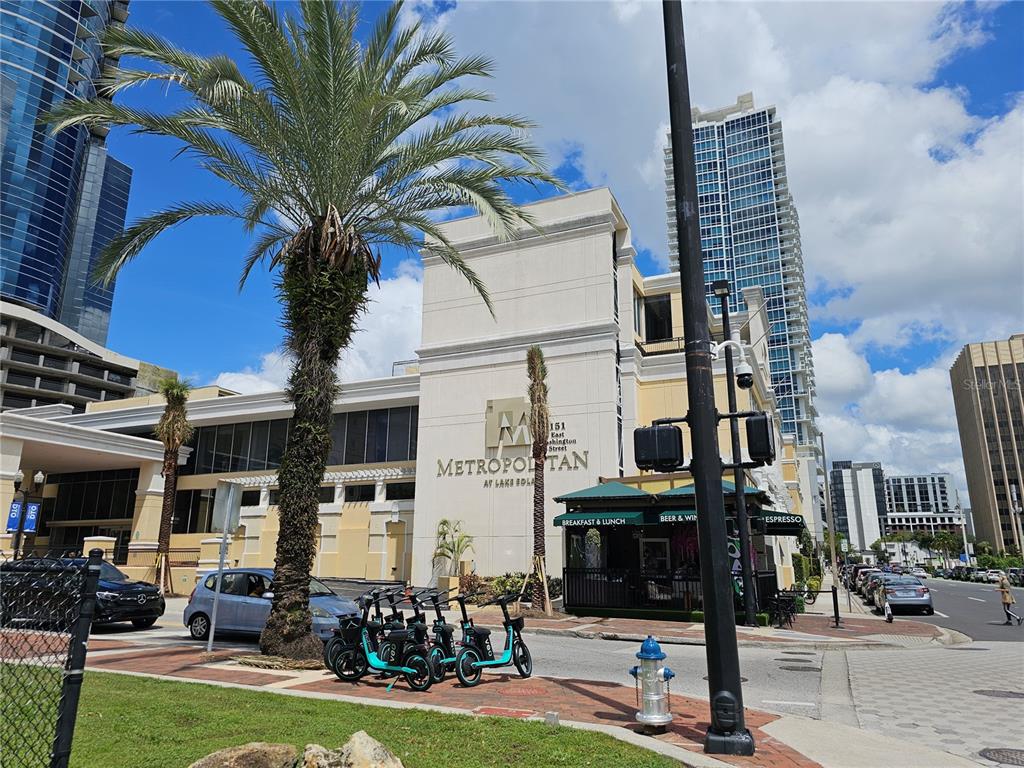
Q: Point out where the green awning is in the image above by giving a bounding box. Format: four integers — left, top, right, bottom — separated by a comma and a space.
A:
553, 510, 647, 527
655, 481, 771, 506
554, 481, 652, 503
762, 513, 806, 536
659, 509, 697, 523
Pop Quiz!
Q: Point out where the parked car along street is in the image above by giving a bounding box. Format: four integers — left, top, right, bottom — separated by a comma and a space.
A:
875, 575, 934, 616
0, 557, 164, 629
183, 568, 357, 641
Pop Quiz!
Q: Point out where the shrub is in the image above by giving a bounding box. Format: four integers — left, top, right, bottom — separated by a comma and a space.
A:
546, 576, 563, 600
794, 595, 806, 614
489, 571, 528, 599
459, 572, 483, 599
690, 610, 704, 623
793, 554, 807, 586
756, 612, 769, 627
807, 576, 822, 593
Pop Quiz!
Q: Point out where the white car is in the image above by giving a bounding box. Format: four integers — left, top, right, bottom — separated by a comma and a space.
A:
986, 569, 1004, 583
910, 567, 928, 578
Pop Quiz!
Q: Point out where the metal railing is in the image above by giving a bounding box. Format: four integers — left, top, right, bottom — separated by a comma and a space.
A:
563, 567, 780, 614
126, 548, 200, 568
0, 549, 102, 767
636, 337, 686, 356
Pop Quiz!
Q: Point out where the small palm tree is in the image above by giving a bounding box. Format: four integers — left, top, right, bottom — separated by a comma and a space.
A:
526, 345, 550, 612
154, 377, 193, 594
46, 0, 558, 658
432, 519, 474, 577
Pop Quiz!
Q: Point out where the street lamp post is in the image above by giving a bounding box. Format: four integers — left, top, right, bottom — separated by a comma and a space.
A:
662, 0, 754, 754
11, 469, 45, 560
714, 281, 757, 627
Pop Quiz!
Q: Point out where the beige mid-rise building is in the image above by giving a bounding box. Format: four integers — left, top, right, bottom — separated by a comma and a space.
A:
950, 334, 1024, 554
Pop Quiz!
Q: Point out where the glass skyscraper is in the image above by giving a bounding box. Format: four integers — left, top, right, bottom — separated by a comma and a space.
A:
665, 92, 817, 446
1, 0, 132, 346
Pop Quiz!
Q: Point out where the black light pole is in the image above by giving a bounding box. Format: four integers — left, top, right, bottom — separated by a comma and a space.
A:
714, 281, 758, 627
663, 0, 754, 754
12, 469, 27, 560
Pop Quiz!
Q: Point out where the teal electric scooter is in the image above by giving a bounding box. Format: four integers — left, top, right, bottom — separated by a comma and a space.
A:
454, 593, 532, 687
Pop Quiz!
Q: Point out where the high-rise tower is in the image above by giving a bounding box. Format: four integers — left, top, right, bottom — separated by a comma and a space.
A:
665, 93, 816, 447
1, 0, 133, 345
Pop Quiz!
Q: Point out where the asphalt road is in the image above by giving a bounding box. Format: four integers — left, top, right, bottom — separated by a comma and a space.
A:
883, 576, 1024, 642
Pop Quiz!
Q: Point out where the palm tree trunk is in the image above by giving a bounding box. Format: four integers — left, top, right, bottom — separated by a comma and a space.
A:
260, 251, 366, 659
156, 448, 178, 594
531, 457, 545, 608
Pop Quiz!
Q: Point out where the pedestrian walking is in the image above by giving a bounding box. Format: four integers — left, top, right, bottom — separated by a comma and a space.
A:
996, 573, 1022, 626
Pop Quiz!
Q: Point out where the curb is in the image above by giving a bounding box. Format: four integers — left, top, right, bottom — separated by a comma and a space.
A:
932, 626, 973, 646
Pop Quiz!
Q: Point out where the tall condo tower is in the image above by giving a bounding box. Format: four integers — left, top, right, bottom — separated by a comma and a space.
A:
1, 0, 133, 345
665, 93, 816, 447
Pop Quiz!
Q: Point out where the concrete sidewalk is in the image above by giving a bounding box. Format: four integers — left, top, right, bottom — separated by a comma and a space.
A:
461, 605, 967, 650
69, 636, 980, 768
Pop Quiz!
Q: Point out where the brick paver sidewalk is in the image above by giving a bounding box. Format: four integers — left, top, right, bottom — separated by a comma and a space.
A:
463, 608, 947, 647
84, 642, 819, 768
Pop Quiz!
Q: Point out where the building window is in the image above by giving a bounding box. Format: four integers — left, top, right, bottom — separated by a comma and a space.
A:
268, 488, 281, 506
344, 484, 375, 503
240, 490, 261, 507
173, 489, 216, 533
385, 482, 415, 501
644, 295, 673, 341
6, 371, 36, 388
318, 485, 336, 504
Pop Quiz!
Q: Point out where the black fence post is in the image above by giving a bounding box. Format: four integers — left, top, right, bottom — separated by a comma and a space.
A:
831, 585, 841, 628
50, 548, 102, 768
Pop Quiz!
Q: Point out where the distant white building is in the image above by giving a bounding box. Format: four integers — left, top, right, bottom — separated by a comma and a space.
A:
830, 461, 885, 556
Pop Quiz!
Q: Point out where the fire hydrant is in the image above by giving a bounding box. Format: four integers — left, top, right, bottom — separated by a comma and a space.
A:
628, 635, 675, 732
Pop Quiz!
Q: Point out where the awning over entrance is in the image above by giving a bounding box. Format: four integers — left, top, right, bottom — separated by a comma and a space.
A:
759, 512, 806, 536
659, 509, 697, 523
656, 480, 772, 507
553, 510, 647, 527
554, 481, 653, 503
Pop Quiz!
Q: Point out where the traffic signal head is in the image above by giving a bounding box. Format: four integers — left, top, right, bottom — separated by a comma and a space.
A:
745, 412, 776, 466
634, 424, 685, 472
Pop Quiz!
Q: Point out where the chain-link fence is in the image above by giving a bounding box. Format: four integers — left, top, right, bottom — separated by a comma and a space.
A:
1, 549, 102, 768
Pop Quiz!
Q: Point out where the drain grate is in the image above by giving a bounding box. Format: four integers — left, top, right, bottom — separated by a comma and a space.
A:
979, 748, 1024, 766
947, 647, 990, 651
974, 689, 1024, 699
775, 658, 813, 663
781, 650, 815, 655
778, 666, 822, 672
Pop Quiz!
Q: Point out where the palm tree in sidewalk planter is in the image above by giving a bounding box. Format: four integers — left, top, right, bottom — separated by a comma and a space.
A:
154, 378, 194, 595
526, 345, 551, 614
46, 0, 558, 658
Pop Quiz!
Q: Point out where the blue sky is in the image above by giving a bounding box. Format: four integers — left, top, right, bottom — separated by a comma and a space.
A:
104, 1, 1021, 391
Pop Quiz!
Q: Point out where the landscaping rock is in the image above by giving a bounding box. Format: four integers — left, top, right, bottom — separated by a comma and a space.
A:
188, 742, 297, 768
301, 731, 404, 768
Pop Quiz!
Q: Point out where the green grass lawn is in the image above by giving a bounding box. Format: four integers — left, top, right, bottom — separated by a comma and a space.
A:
70, 672, 678, 768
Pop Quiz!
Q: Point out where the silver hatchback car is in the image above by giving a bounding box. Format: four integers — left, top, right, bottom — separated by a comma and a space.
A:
875, 575, 934, 616
183, 568, 357, 641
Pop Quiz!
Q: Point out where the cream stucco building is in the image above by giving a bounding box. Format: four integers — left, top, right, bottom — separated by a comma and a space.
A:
1, 189, 810, 595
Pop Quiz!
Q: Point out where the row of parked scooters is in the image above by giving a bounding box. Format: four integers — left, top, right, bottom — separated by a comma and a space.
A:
323, 586, 533, 692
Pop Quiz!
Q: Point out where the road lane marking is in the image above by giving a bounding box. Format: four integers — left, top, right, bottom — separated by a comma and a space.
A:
968, 597, 986, 602
933, 611, 949, 617
762, 700, 815, 707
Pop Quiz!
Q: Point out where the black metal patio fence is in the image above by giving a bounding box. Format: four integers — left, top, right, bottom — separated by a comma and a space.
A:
563, 567, 781, 614
0, 549, 102, 768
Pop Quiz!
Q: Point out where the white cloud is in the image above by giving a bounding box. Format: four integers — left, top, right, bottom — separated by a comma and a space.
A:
215, 1, 1020, 504
213, 260, 424, 393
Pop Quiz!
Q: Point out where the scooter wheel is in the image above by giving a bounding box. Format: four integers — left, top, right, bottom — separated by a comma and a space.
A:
323, 636, 344, 672
334, 647, 368, 681
455, 646, 483, 687
512, 640, 532, 678
428, 645, 447, 684
404, 654, 433, 692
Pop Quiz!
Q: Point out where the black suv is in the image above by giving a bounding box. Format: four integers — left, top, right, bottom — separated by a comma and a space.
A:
0, 558, 165, 630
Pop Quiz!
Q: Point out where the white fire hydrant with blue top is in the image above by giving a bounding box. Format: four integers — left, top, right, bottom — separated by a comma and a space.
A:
629, 635, 675, 731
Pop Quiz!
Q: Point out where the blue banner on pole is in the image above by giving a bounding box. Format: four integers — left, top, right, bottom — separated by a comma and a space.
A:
23, 502, 40, 534
959, 553, 968, 562
6, 501, 22, 533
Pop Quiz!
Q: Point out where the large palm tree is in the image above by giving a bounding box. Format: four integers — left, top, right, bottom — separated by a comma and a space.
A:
153, 377, 193, 595
46, 0, 557, 658
526, 345, 550, 612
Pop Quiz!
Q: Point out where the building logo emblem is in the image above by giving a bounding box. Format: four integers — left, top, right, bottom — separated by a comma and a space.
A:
485, 397, 531, 448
